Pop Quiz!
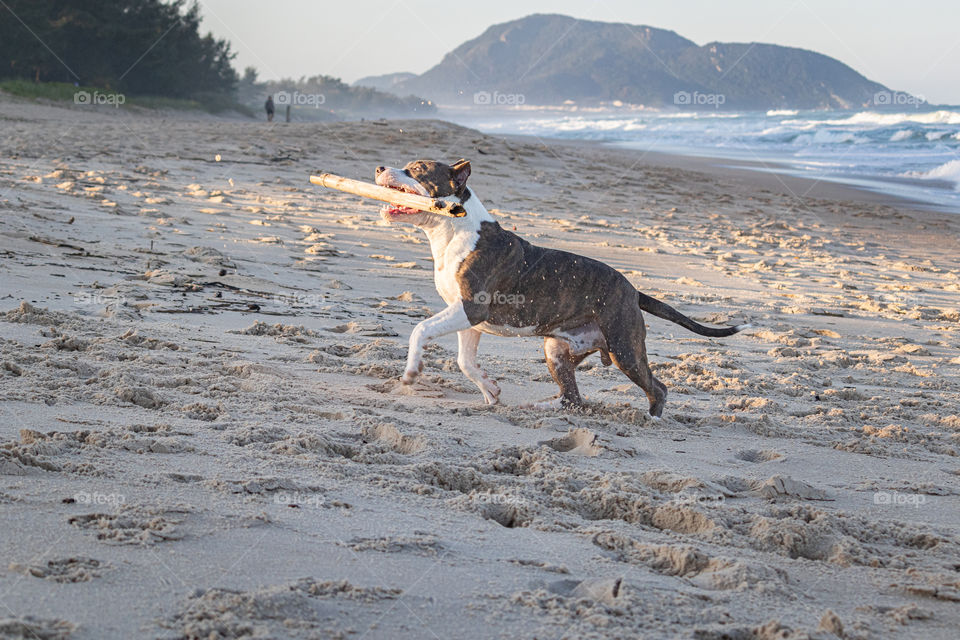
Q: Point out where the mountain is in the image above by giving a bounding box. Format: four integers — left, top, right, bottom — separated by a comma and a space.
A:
393, 14, 890, 110
353, 72, 417, 92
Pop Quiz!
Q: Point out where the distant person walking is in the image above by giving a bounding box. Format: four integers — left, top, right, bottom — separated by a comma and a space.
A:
265, 95, 275, 122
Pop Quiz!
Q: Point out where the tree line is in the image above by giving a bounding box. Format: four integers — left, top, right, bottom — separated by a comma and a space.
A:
0, 0, 437, 116
0, 0, 237, 99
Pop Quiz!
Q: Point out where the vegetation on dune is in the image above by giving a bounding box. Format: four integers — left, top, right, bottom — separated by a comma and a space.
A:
0, 78, 253, 114
0, 0, 435, 117
0, 0, 238, 109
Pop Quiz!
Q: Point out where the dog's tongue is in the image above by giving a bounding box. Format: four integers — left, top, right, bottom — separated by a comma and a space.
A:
382, 203, 419, 215
383, 185, 421, 215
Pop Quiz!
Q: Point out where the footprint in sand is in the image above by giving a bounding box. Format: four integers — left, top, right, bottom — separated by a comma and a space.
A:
342, 534, 442, 555
482, 501, 532, 529
9, 557, 106, 582
540, 428, 602, 457
734, 449, 783, 463
0, 617, 75, 640
361, 423, 427, 454
366, 378, 446, 398
545, 577, 623, 606
69, 505, 189, 545
325, 321, 397, 337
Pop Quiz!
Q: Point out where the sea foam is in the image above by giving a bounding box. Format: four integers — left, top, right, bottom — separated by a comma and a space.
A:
823, 110, 960, 127
906, 159, 960, 190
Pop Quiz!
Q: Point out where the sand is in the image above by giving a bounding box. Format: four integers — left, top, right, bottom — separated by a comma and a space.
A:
1, 94, 959, 639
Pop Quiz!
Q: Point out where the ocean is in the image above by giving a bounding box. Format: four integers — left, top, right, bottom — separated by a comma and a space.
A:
447, 107, 960, 213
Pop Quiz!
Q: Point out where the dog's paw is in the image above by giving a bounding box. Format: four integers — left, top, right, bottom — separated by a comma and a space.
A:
401, 360, 424, 385
479, 373, 500, 404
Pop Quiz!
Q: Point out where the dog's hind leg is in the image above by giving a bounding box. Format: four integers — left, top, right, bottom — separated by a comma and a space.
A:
457, 328, 500, 405
543, 337, 586, 409
604, 312, 668, 417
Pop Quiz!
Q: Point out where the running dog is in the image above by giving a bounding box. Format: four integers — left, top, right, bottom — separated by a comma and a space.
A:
374, 159, 749, 416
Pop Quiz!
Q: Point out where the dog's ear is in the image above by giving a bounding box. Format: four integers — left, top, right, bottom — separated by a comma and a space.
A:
451, 159, 471, 189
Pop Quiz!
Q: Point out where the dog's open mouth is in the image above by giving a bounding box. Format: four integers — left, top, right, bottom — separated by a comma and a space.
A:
382, 184, 421, 215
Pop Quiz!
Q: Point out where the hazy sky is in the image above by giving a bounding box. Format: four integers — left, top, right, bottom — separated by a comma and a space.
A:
197, 0, 960, 105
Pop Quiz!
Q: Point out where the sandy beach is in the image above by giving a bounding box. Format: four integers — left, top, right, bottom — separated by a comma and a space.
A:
1, 94, 959, 639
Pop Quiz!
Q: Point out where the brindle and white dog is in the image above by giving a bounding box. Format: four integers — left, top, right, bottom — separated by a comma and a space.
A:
375, 159, 749, 417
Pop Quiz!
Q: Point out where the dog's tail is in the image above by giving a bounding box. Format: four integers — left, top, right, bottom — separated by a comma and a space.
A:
637, 291, 750, 337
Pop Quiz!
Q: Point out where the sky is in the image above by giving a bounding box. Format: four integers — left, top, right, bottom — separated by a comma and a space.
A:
197, 0, 960, 105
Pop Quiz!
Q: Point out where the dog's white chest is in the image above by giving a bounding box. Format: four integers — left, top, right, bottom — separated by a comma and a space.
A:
434, 262, 462, 304
417, 194, 494, 306
427, 228, 481, 305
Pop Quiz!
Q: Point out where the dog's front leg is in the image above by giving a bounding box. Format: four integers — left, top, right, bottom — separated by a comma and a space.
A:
402, 301, 472, 384
457, 328, 500, 404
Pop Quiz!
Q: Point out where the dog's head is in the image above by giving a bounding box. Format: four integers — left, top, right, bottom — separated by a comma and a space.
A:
374, 159, 471, 225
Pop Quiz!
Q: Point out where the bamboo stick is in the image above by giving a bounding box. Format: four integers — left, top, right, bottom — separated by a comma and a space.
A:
309, 173, 466, 217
